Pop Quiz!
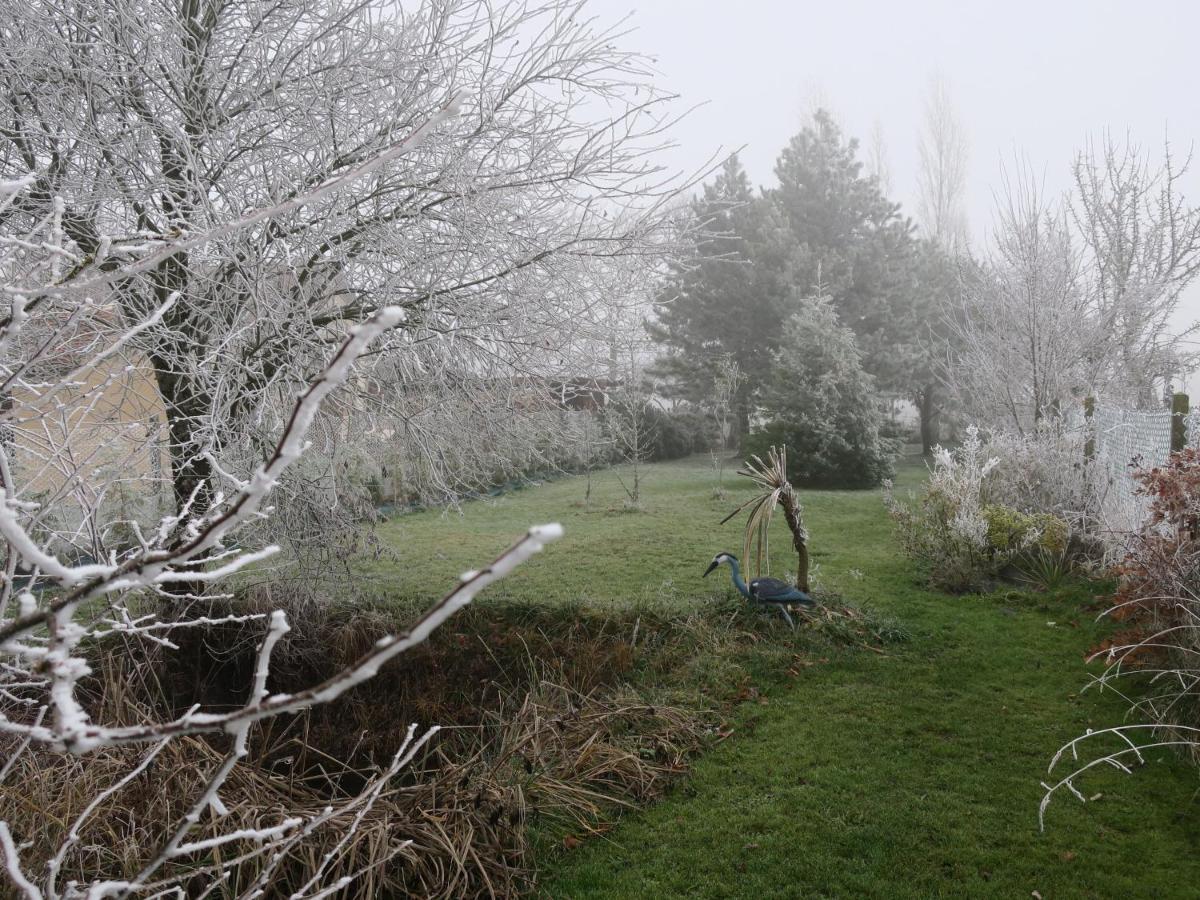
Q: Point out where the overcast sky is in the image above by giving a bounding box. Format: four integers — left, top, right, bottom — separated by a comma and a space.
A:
589, 0, 1200, 371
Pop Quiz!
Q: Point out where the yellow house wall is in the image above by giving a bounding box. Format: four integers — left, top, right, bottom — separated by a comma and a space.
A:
8, 355, 170, 513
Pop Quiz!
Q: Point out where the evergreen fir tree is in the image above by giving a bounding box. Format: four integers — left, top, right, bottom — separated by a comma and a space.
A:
747, 290, 895, 488
648, 154, 796, 439
771, 110, 917, 364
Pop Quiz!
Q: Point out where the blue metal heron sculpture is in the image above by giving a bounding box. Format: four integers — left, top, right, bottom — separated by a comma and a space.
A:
703, 551, 813, 628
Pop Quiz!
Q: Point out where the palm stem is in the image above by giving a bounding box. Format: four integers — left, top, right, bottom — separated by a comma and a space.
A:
723, 445, 810, 591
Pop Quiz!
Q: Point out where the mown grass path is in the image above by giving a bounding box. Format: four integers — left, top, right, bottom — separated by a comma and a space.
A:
372, 457, 1200, 897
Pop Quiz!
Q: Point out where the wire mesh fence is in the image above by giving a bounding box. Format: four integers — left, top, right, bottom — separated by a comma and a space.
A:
1090, 401, 1174, 537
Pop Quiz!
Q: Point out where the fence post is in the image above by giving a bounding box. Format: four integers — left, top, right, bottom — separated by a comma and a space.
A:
1083, 396, 1095, 463
1172, 392, 1190, 452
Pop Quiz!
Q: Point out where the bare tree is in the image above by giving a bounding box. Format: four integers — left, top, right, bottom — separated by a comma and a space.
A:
0, 171, 564, 895
916, 75, 970, 252
602, 286, 658, 509
867, 119, 893, 197
1071, 133, 1200, 407
941, 166, 1099, 434
0, 0, 690, 558
605, 383, 653, 509
0, 1, 698, 887
942, 135, 1200, 432
575, 407, 610, 508
708, 354, 744, 498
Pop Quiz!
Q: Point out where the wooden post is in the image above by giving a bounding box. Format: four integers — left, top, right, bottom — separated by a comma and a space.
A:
1172, 392, 1190, 452
1083, 396, 1095, 463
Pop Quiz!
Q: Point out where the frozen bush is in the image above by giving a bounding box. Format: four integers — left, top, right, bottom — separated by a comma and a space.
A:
885, 426, 1070, 591
982, 505, 1069, 555
980, 425, 1098, 533
884, 426, 999, 591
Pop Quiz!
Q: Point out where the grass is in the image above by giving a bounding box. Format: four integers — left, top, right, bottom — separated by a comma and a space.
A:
361, 454, 1200, 898
360, 455, 871, 612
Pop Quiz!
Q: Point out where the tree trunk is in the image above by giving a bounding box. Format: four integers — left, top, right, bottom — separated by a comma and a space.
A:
918, 386, 938, 457
132, 255, 217, 529
152, 362, 215, 515
735, 395, 752, 451
150, 345, 216, 602
780, 490, 809, 593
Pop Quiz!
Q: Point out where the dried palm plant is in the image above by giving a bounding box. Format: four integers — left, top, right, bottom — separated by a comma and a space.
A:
720, 446, 811, 591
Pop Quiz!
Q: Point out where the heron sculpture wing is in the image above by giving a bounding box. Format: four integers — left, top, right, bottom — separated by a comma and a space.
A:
749, 577, 814, 606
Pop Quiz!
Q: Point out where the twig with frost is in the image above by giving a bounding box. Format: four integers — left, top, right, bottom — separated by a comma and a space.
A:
1039, 724, 1200, 829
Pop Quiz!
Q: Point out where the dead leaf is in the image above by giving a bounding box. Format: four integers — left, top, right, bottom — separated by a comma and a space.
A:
562, 835, 582, 850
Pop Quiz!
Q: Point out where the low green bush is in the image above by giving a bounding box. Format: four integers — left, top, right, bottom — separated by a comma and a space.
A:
983, 505, 1069, 555
643, 404, 720, 462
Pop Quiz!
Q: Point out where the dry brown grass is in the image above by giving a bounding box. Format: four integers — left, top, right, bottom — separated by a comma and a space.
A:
0, 592, 714, 897
2, 684, 699, 897
1, 582, 891, 896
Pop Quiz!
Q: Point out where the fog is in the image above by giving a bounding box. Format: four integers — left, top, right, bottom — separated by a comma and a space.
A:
590, 0, 1200, 370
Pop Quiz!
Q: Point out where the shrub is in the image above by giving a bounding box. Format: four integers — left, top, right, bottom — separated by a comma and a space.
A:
1011, 545, 1077, 592
982, 505, 1069, 555
879, 415, 921, 448
979, 425, 1097, 533
884, 426, 1071, 591
1105, 448, 1200, 710
884, 427, 999, 591
744, 423, 895, 489
643, 404, 719, 462
1041, 448, 1200, 821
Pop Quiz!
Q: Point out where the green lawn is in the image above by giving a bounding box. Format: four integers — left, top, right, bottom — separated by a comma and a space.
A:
370, 456, 1200, 898
365, 457, 896, 612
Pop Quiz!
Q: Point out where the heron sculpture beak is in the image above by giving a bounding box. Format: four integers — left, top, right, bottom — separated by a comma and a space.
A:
702, 560, 719, 578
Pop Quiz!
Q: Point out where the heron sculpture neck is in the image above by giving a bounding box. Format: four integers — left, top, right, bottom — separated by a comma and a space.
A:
723, 556, 752, 599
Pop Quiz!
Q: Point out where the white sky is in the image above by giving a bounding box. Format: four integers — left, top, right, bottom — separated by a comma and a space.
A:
588, 0, 1200, 387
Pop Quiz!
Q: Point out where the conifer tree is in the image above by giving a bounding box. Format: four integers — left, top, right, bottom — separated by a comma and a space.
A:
749, 290, 894, 488
771, 110, 917, 348
649, 155, 795, 439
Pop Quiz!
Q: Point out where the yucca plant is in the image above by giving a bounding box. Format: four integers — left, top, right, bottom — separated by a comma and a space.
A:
720, 445, 810, 591
1012, 546, 1077, 592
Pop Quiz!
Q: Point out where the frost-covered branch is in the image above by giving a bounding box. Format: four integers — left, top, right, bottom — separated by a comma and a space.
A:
0, 0, 695, 568
0, 67, 572, 893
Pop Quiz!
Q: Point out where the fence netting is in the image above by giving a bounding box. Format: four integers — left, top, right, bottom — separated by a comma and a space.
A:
1091, 400, 1174, 537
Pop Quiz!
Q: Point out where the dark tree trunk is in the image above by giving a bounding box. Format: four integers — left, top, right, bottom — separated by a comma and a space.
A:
133, 250, 217, 527
150, 355, 217, 603
159, 374, 216, 521
918, 386, 939, 457
139, 255, 218, 601
734, 393, 753, 451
